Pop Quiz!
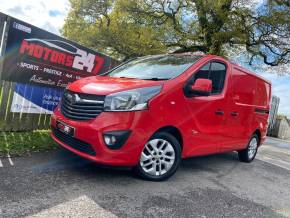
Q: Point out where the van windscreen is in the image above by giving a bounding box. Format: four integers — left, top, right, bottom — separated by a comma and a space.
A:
107, 55, 201, 80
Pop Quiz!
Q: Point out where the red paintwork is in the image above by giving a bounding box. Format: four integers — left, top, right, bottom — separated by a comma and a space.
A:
51, 55, 271, 166
191, 78, 212, 93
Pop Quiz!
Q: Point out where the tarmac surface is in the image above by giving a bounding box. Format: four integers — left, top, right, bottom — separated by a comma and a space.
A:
0, 137, 290, 218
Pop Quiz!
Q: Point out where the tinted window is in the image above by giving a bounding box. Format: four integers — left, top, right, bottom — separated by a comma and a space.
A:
193, 63, 210, 80
193, 62, 226, 94
107, 55, 201, 80
209, 62, 226, 94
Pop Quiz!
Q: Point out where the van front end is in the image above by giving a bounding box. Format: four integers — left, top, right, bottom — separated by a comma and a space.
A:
50, 87, 162, 167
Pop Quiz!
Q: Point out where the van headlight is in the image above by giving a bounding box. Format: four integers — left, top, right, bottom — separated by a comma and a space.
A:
104, 86, 162, 111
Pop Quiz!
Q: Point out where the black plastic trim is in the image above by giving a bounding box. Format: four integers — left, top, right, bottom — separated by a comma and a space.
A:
51, 126, 96, 156
255, 108, 269, 114
103, 130, 131, 150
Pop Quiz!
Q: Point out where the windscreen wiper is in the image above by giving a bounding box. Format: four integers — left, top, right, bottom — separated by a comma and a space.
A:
142, 78, 169, 81
118, 77, 137, 79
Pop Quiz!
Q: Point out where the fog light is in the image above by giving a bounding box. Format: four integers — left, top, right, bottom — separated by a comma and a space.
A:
103, 130, 131, 149
104, 135, 117, 146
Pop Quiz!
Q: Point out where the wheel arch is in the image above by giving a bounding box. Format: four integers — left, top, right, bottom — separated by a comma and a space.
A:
253, 129, 261, 146
153, 126, 183, 150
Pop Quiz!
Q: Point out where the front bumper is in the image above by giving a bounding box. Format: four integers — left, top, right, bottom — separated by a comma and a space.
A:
50, 107, 153, 166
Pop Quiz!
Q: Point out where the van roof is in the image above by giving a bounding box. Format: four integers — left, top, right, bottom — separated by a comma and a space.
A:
168, 53, 272, 85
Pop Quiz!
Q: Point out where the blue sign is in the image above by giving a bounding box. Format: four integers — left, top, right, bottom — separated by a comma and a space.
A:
11, 83, 63, 114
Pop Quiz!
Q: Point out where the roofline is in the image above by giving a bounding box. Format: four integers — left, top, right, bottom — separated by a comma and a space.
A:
231, 63, 272, 85
198, 54, 272, 85
144, 53, 272, 85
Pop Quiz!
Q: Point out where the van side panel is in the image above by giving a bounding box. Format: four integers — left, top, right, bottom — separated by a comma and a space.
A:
222, 68, 255, 151
255, 78, 271, 107
253, 78, 271, 144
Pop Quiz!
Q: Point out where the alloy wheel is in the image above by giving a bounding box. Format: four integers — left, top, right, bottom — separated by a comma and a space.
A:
248, 137, 258, 160
140, 138, 176, 176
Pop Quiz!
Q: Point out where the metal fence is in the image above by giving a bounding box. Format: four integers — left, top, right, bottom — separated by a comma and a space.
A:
0, 80, 51, 131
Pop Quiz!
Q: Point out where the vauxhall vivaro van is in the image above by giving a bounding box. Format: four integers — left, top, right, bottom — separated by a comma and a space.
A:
51, 54, 271, 181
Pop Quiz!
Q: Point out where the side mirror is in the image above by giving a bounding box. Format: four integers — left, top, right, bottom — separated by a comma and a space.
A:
190, 78, 212, 96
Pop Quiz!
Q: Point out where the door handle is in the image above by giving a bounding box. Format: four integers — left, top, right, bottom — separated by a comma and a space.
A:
231, 112, 239, 117
215, 109, 224, 116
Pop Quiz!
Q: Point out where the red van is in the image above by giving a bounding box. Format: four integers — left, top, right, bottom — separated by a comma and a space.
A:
51, 54, 271, 181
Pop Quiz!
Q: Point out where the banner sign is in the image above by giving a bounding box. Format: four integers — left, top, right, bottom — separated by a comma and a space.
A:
1, 14, 118, 88
11, 83, 63, 114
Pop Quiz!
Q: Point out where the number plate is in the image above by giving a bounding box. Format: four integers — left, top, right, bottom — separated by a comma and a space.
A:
56, 120, 75, 136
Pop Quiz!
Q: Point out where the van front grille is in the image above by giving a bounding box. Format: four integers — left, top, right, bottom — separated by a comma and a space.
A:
61, 90, 105, 121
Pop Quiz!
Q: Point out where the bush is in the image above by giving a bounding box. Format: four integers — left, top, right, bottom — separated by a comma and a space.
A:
0, 130, 58, 156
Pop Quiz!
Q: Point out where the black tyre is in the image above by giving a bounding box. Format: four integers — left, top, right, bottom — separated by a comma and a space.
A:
134, 132, 181, 181
238, 134, 259, 163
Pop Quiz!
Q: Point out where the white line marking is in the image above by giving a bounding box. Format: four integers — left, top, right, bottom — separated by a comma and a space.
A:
257, 155, 290, 171
0, 158, 3, 167
262, 144, 290, 155
7, 154, 14, 166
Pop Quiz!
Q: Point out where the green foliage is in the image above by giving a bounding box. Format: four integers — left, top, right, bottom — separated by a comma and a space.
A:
62, 0, 166, 60
63, 0, 289, 66
0, 130, 58, 156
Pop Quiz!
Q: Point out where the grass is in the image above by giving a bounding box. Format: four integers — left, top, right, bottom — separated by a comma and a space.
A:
0, 130, 58, 157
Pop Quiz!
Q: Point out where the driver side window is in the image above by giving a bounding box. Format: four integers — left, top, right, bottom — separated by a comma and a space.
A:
193, 61, 226, 95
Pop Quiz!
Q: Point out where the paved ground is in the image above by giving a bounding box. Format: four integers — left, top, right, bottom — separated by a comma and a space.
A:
257, 137, 290, 171
0, 137, 290, 218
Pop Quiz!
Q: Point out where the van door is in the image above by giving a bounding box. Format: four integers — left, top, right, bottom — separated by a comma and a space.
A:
184, 61, 231, 156
221, 68, 255, 151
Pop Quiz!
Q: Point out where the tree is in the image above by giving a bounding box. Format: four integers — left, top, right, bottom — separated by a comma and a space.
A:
63, 0, 289, 72
62, 0, 166, 60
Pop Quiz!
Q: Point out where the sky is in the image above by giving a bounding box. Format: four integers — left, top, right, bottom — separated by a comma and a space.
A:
0, 0, 70, 34
0, 0, 289, 117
